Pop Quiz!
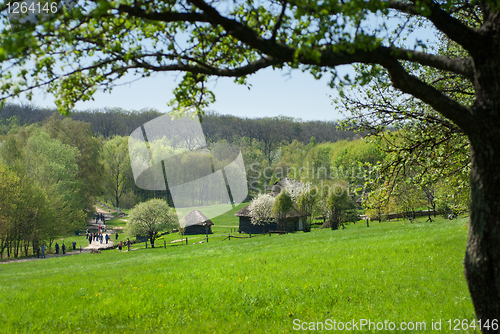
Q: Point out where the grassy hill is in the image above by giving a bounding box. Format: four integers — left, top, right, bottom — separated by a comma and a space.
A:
0, 216, 476, 333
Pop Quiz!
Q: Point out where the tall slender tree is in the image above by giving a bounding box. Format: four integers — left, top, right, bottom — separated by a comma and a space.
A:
104, 136, 133, 209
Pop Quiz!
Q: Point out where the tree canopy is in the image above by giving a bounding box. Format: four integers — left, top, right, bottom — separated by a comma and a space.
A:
0, 0, 488, 121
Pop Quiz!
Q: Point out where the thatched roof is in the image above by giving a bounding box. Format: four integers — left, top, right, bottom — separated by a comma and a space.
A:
234, 204, 252, 217
184, 210, 214, 227
234, 203, 310, 218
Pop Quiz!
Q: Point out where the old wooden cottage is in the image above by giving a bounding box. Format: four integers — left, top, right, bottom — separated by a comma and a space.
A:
235, 178, 311, 233
234, 204, 310, 234
234, 204, 309, 234
183, 209, 214, 235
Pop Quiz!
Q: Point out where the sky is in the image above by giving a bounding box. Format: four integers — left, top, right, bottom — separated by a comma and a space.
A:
24, 65, 351, 122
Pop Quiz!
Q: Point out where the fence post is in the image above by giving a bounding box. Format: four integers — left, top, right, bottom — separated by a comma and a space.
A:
228, 234, 231, 241
186, 237, 188, 245
367, 219, 369, 227
164, 240, 166, 249
145, 241, 147, 249
206, 234, 208, 243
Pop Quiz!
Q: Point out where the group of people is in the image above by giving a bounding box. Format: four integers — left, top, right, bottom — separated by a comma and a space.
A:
33, 213, 116, 259
87, 231, 113, 245
54, 242, 67, 254
36, 241, 82, 258
34, 212, 123, 259
117, 238, 132, 252
94, 212, 106, 224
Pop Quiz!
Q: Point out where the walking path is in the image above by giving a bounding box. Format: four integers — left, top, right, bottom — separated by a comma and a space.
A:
84, 235, 115, 250
1, 204, 124, 264
0, 248, 90, 264
84, 205, 116, 250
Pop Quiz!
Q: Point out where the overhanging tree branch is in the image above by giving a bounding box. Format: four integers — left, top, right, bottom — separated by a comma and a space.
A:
116, 5, 210, 23
387, 0, 480, 51
381, 59, 474, 134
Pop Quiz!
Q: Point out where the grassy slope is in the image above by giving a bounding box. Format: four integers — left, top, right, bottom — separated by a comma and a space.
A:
0, 217, 475, 333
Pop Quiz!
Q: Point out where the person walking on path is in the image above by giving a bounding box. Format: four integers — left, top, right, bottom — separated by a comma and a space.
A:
118, 241, 122, 251
62, 243, 66, 254
105, 234, 109, 244
79, 245, 82, 252
126, 238, 131, 252
41, 245, 46, 258
115, 232, 118, 240
55, 243, 60, 254
37, 247, 40, 258
88, 235, 92, 244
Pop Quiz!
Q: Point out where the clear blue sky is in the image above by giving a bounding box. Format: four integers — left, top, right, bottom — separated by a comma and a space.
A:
25, 66, 351, 121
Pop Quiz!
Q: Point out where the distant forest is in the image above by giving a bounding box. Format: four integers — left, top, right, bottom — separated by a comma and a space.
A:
0, 103, 356, 144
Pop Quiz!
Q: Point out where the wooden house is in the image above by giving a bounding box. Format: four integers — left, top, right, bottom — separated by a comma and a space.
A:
234, 204, 309, 234
183, 210, 214, 235
235, 177, 311, 233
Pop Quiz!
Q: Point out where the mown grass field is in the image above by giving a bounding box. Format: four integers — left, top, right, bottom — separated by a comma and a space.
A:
0, 216, 476, 333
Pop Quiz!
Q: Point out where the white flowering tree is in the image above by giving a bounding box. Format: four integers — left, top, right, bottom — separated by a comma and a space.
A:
128, 199, 178, 248
248, 194, 275, 231
283, 179, 310, 202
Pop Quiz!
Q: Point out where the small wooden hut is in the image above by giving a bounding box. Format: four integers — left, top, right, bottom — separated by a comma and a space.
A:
183, 210, 214, 235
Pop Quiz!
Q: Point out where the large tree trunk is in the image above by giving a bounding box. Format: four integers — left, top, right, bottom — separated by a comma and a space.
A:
463, 24, 500, 330
464, 131, 500, 332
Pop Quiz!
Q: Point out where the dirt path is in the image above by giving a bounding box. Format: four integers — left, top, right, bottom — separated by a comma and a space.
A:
84, 234, 114, 250
2, 204, 127, 264
84, 205, 119, 250
0, 249, 90, 264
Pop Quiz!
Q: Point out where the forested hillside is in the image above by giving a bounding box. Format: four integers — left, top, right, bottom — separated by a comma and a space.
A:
0, 104, 355, 144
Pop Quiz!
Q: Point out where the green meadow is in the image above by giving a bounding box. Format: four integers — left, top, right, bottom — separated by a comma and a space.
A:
0, 216, 476, 333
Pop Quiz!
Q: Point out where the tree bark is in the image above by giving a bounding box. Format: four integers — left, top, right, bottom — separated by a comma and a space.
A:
464, 130, 500, 332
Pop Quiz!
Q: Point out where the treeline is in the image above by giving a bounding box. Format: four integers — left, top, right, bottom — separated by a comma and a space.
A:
0, 103, 163, 138
0, 115, 101, 258
0, 104, 355, 145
